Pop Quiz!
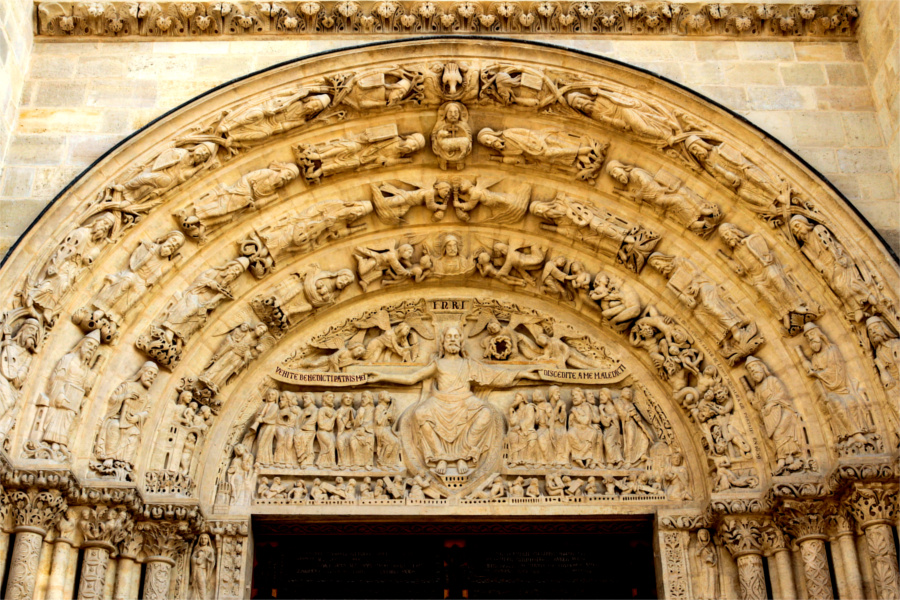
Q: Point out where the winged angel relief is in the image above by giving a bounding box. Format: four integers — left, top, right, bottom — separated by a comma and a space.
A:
276, 300, 624, 495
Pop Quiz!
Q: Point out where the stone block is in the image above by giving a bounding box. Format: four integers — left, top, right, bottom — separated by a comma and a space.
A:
66, 134, 126, 167
192, 56, 257, 82
794, 42, 847, 62
748, 87, 807, 111
842, 42, 863, 62
0, 198, 48, 237
825, 63, 869, 87
796, 148, 839, 173
736, 41, 794, 61
780, 63, 826, 86
27, 55, 78, 79
0, 165, 33, 198
823, 174, 860, 201
791, 111, 846, 147
76, 57, 128, 78
87, 80, 158, 109
30, 165, 81, 200
816, 87, 875, 111
152, 41, 231, 54
842, 112, 884, 146
858, 173, 897, 201
631, 62, 684, 82
681, 62, 725, 85
33, 81, 88, 107
16, 108, 104, 134
697, 86, 748, 111
743, 112, 797, 146
4, 134, 66, 165
724, 63, 781, 86
837, 148, 892, 173
611, 40, 697, 62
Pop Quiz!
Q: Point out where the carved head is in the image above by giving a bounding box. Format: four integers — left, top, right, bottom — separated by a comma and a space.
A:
15, 318, 41, 352
190, 143, 214, 164
377, 391, 391, 405
549, 385, 561, 401
137, 361, 159, 388
335, 269, 354, 290
254, 323, 268, 338
605, 160, 630, 185
718, 223, 745, 247
89, 212, 118, 242
597, 388, 612, 404
400, 133, 426, 153
803, 322, 826, 351
571, 389, 585, 405
158, 231, 186, 257
79, 332, 101, 361
322, 392, 335, 407
361, 391, 374, 406
301, 392, 315, 407
442, 235, 460, 257
866, 316, 894, 345
434, 181, 452, 198
198, 533, 211, 547
398, 244, 414, 261
789, 215, 812, 242
620, 387, 633, 402
697, 528, 711, 544
348, 342, 366, 359
486, 320, 502, 335
445, 103, 462, 123
745, 357, 769, 383
341, 393, 353, 406
533, 390, 547, 404
477, 128, 504, 150
685, 136, 709, 160
440, 327, 463, 356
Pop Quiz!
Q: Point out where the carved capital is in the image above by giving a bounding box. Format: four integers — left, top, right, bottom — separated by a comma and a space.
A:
118, 531, 144, 560
845, 482, 899, 528
5, 488, 67, 535
777, 499, 834, 542
137, 521, 189, 563
78, 506, 133, 552
719, 516, 766, 558
761, 522, 789, 553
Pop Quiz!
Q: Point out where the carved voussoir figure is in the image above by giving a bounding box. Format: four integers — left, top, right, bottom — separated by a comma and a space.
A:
21, 211, 119, 326
477, 127, 608, 184
790, 215, 893, 323
0, 313, 42, 442
199, 322, 274, 395
73, 230, 186, 342
796, 322, 881, 455
454, 177, 531, 224
741, 356, 812, 475
370, 179, 452, 224
648, 252, 763, 365
717, 223, 821, 335
565, 87, 681, 148
292, 127, 426, 184
605, 160, 723, 238
137, 257, 248, 368
329, 68, 423, 111
24, 330, 103, 461
91, 361, 158, 480
431, 102, 472, 170
866, 316, 900, 394
529, 194, 659, 272
252, 263, 355, 332
246, 198, 373, 277
215, 85, 332, 151
107, 141, 218, 207
176, 162, 300, 242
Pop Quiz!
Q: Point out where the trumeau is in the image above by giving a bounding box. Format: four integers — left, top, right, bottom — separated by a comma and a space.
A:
0, 39, 896, 600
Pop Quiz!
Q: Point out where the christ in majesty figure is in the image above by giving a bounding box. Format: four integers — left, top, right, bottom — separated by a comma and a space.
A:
368, 327, 540, 476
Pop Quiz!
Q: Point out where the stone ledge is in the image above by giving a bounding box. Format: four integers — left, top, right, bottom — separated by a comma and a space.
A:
35, 1, 859, 40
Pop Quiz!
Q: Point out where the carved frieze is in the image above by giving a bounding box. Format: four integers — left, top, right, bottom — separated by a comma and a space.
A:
36, 2, 861, 39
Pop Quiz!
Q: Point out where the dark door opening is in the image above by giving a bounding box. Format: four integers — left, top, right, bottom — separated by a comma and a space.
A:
252, 519, 656, 599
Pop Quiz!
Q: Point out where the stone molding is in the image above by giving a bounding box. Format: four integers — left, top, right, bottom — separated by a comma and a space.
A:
35, 1, 860, 39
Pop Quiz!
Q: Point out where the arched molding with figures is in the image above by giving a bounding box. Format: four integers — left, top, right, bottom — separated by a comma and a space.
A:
0, 39, 896, 600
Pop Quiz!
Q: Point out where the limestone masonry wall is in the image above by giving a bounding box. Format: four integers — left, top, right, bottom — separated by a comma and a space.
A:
0, 35, 897, 256
0, 0, 34, 168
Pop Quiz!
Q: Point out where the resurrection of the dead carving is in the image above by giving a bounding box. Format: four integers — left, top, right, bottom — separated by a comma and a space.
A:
0, 40, 896, 600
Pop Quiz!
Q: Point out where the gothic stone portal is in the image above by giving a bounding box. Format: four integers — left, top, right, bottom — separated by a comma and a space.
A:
0, 38, 897, 600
